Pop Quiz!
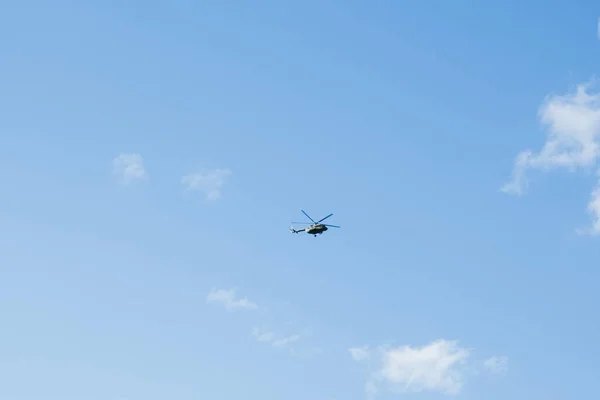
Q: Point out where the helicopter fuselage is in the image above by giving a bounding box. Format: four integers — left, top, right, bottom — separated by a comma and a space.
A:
306, 224, 328, 235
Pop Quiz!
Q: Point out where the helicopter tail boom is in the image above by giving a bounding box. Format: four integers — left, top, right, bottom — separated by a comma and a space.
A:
289, 225, 305, 234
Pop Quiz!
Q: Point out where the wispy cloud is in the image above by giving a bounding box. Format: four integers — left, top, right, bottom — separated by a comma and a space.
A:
112, 153, 147, 184
349, 346, 371, 361
501, 80, 600, 234
209, 288, 312, 356
351, 339, 471, 397
252, 328, 301, 348
272, 334, 301, 347
181, 168, 231, 201
483, 356, 508, 375
579, 172, 600, 235
252, 328, 276, 342
206, 288, 257, 310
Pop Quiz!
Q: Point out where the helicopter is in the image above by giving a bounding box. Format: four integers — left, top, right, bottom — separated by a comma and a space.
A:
289, 210, 340, 237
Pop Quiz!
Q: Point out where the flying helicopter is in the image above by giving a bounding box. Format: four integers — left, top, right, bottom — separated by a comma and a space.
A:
289, 210, 340, 237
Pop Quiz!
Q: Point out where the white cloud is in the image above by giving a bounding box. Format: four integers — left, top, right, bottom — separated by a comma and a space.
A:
252, 328, 276, 342
349, 346, 371, 361
206, 288, 257, 310
252, 328, 301, 348
502, 80, 600, 233
272, 334, 301, 347
353, 340, 471, 397
483, 356, 508, 375
112, 153, 147, 184
579, 172, 600, 235
379, 340, 469, 395
181, 168, 231, 201
502, 81, 600, 194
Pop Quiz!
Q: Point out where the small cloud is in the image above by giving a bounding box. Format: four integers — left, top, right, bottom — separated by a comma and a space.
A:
112, 153, 147, 184
206, 288, 257, 310
252, 328, 301, 348
483, 356, 508, 375
379, 339, 470, 395
578, 171, 600, 235
181, 168, 231, 201
272, 334, 301, 347
355, 339, 471, 397
502, 81, 600, 195
349, 346, 371, 361
501, 79, 600, 232
252, 328, 276, 342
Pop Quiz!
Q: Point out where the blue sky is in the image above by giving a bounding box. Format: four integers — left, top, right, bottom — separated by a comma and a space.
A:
2, 1, 600, 399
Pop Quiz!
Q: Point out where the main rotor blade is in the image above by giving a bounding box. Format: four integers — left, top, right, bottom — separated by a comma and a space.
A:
324, 224, 340, 228
317, 213, 333, 223
301, 210, 315, 223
